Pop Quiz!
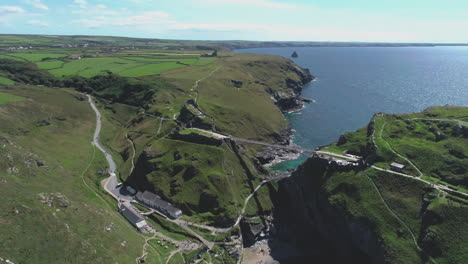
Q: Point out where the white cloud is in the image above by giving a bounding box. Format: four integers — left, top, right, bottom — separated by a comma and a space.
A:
25, 0, 48, 10
72, 11, 172, 28
196, 0, 296, 9
27, 19, 49, 26
73, 0, 87, 8
0, 6, 26, 15
71, 5, 119, 16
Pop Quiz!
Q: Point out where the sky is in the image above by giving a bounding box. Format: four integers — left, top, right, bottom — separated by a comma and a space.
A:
1, 0, 468, 43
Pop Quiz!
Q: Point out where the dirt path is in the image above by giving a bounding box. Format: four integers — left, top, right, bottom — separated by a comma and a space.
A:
136, 234, 157, 263
192, 66, 221, 103
379, 121, 423, 177
165, 249, 182, 264
365, 175, 421, 251
125, 133, 136, 175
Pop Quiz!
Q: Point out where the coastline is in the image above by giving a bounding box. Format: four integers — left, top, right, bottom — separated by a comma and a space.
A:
258, 65, 315, 170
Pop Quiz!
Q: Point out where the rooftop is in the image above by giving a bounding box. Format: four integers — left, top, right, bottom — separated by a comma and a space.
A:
119, 202, 144, 225
136, 191, 182, 216
390, 162, 405, 169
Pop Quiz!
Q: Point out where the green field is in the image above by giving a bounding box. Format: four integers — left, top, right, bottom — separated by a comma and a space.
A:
45, 57, 213, 78
307, 106, 468, 263
0, 86, 149, 263
119, 62, 184, 77
0, 91, 24, 103
0, 77, 15, 85
8, 53, 66, 62
36, 60, 64, 70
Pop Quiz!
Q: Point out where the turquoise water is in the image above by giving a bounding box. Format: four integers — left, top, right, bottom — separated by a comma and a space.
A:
238, 47, 468, 170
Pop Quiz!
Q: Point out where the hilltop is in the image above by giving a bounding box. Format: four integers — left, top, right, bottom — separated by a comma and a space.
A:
274, 106, 468, 263
1, 34, 468, 51
0, 35, 312, 264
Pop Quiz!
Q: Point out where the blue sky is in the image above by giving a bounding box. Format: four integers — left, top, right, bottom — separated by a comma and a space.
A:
1, 0, 468, 42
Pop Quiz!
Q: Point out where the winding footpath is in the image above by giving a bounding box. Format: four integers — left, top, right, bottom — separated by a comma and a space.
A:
370, 117, 468, 197
87, 95, 117, 173
379, 121, 423, 177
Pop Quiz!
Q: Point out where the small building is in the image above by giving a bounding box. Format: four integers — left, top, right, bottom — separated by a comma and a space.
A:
390, 162, 405, 172
126, 186, 137, 195
136, 191, 182, 219
118, 202, 148, 232
68, 55, 81, 60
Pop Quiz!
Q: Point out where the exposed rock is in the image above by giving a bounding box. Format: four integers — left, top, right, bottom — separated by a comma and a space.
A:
38, 193, 70, 208
169, 131, 223, 146
36, 160, 46, 167
337, 135, 347, 145
231, 80, 243, 88
173, 151, 182, 161
0, 257, 15, 264
291, 51, 298, 58
264, 66, 314, 113
37, 119, 51, 126
272, 156, 383, 263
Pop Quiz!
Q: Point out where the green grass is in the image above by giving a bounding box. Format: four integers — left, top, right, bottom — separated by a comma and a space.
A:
196, 57, 218, 65
146, 214, 195, 241
377, 109, 468, 189
48, 56, 199, 78
126, 136, 263, 226
0, 91, 24, 103
50, 57, 142, 78
0, 77, 15, 85
179, 128, 217, 138
0, 85, 146, 263
148, 239, 178, 263
308, 106, 468, 263
8, 53, 66, 62
168, 252, 185, 264
36, 60, 64, 70
119, 62, 185, 77
0, 54, 26, 61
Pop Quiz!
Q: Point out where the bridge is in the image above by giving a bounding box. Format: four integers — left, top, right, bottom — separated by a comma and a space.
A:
230, 137, 316, 153
186, 128, 360, 162
230, 137, 360, 162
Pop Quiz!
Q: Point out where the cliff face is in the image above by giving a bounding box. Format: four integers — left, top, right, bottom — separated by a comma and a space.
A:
273, 156, 380, 263
272, 107, 468, 264
266, 64, 315, 113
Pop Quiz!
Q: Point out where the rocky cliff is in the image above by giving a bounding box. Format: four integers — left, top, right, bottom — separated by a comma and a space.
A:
273, 156, 380, 263
266, 64, 315, 113
271, 107, 468, 264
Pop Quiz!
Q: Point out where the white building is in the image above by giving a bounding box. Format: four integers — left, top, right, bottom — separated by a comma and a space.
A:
118, 202, 148, 232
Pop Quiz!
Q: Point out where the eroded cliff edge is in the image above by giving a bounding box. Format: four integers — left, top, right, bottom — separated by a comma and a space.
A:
271, 107, 468, 264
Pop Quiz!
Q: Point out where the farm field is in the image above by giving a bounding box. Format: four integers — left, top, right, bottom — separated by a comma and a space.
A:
0, 77, 15, 85
0, 49, 218, 78
0, 91, 24, 103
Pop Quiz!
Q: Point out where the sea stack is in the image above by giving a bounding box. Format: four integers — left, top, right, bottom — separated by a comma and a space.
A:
291, 51, 298, 58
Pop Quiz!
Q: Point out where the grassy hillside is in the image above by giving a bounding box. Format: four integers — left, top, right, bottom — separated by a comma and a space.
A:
0, 35, 311, 263
0, 85, 154, 263
315, 106, 468, 263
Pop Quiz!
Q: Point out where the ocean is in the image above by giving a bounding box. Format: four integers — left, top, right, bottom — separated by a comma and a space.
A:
237, 46, 468, 170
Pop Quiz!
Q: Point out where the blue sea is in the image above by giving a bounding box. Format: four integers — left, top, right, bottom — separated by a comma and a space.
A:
237, 47, 468, 170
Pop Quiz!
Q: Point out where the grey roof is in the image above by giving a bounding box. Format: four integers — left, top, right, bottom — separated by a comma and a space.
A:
391, 162, 405, 169
119, 202, 144, 224
136, 191, 182, 216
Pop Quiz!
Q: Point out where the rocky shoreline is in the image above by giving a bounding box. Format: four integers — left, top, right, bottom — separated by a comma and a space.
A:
256, 64, 314, 168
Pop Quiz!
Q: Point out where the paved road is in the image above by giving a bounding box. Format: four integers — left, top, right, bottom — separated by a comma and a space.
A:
87, 95, 116, 173
87, 95, 133, 202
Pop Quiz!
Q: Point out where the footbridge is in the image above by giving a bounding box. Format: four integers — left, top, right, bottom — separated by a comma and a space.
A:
230, 137, 360, 162
190, 128, 360, 161
230, 137, 316, 153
